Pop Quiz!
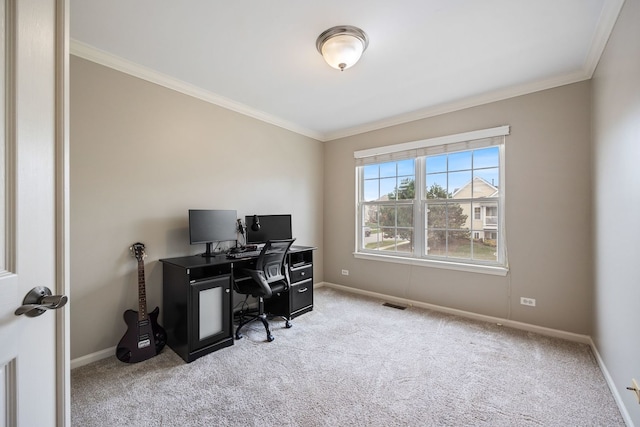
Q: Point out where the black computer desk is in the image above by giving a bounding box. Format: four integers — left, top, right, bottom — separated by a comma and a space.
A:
159, 245, 315, 363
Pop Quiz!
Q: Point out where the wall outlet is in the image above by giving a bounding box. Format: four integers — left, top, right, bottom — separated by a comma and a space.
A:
628, 379, 640, 403
520, 297, 536, 307
341, 269, 349, 276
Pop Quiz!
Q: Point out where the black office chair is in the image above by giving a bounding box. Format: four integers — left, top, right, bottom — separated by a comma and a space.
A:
234, 238, 295, 342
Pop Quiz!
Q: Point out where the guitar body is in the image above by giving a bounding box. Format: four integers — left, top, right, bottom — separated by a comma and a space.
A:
116, 242, 167, 363
116, 306, 167, 363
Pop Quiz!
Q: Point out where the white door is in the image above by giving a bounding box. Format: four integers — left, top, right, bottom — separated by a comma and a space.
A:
0, 0, 69, 426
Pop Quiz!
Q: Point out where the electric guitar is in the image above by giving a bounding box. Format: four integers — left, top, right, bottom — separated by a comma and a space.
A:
116, 242, 166, 363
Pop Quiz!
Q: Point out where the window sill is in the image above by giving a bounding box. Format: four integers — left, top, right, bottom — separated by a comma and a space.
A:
353, 252, 509, 276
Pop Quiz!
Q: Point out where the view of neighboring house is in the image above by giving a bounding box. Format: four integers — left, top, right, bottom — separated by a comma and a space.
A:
360, 176, 499, 255
451, 177, 499, 242
362, 177, 499, 242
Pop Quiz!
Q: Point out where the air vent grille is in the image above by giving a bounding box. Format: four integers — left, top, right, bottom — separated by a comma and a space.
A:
382, 302, 406, 310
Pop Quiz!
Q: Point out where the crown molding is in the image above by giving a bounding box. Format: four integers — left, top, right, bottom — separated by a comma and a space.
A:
72, 0, 623, 144
322, 70, 591, 141
583, 0, 625, 77
70, 39, 324, 141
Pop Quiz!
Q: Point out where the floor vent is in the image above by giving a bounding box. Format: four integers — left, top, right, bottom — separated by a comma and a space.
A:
382, 302, 407, 310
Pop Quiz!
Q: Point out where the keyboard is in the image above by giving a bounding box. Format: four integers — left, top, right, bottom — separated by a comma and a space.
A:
226, 250, 261, 259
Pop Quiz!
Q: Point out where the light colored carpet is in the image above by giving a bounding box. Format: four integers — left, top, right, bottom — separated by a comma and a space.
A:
71, 287, 624, 426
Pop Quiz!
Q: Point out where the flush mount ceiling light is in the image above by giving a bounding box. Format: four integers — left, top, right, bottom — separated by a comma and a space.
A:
316, 25, 369, 71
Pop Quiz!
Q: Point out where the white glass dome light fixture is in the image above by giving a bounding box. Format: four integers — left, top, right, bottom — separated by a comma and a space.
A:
316, 25, 369, 71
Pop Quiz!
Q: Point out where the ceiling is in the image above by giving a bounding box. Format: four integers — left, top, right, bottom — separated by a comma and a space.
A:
69, 1, 623, 141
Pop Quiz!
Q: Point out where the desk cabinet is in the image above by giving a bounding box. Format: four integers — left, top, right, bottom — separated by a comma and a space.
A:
160, 257, 234, 363
265, 249, 314, 319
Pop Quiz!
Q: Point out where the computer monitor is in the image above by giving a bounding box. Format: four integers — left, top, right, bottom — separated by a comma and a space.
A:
245, 214, 292, 244
189, 209, 237, 257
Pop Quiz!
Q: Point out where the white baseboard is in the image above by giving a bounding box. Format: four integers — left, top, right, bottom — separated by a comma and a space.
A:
320, 282, 590, 343
71, 346, 115, 370
588, 338, 634, 427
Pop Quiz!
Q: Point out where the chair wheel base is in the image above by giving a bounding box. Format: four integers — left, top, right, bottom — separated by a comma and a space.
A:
285, 320, 292, 328
267, 334, 275, 342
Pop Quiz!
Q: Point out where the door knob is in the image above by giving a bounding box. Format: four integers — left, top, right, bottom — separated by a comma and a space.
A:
15, 286, 68, 317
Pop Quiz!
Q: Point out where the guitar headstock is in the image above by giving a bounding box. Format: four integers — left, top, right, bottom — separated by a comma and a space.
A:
130, 242, 147, 261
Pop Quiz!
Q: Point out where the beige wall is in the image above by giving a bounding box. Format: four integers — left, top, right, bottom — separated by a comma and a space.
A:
324, 81, 592, 334
70, 56, 324, 359
592, 0, 640, 423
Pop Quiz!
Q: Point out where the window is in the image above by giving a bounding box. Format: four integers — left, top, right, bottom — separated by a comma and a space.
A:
361, 159, 415, 253
355, 126, 509, 274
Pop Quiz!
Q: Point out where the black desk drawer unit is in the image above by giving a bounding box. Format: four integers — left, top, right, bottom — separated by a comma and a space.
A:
290, 278, 313, 315
290, 263, 312, 283
265, 250, 314, 319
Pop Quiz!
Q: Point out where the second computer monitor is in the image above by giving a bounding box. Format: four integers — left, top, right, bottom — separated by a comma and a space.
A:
245, 214, 292, 244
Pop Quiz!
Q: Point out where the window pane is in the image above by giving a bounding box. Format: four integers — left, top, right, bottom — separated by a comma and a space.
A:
397, 205, 413, 227
363, 204, 378, 226
426, 176, 447, 199
473, 167, 499, 197
363, 180, 379, 202
426, 203, 447, 228
426, 155, 447, 174
397, 159, 415, 176
449, 170, 471, 196
379, 206, 396, 227
485, 203, 498, 225
396, 178, 415, 200
448, 231, 472, 260
367, 228, 410, 254
473, 147, 499, 169
448, 202, 470, 230
363, 219, 379, 247
448, 151, 472, 171
473, 233, 498, 262
396, 229, 413, 253
379, 178, 396, 199
381, 227, 396, 240
363, 164, 379, 179
379, 162, 397, 178
365, 232, 383, 250
426, 230, 446, 256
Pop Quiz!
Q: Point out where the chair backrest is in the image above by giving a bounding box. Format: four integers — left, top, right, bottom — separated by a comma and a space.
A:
256, 239, 296, 284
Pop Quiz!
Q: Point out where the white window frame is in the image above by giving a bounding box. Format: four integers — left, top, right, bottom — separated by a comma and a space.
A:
354, 126, 509, 276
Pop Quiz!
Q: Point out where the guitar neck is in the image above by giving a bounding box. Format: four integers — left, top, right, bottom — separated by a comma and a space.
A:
137, 258, 148, 321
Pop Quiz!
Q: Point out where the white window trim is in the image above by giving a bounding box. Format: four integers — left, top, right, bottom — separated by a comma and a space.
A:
353, 251, 509, 276
354, 125, 509, 160
354, 125, 510, 275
